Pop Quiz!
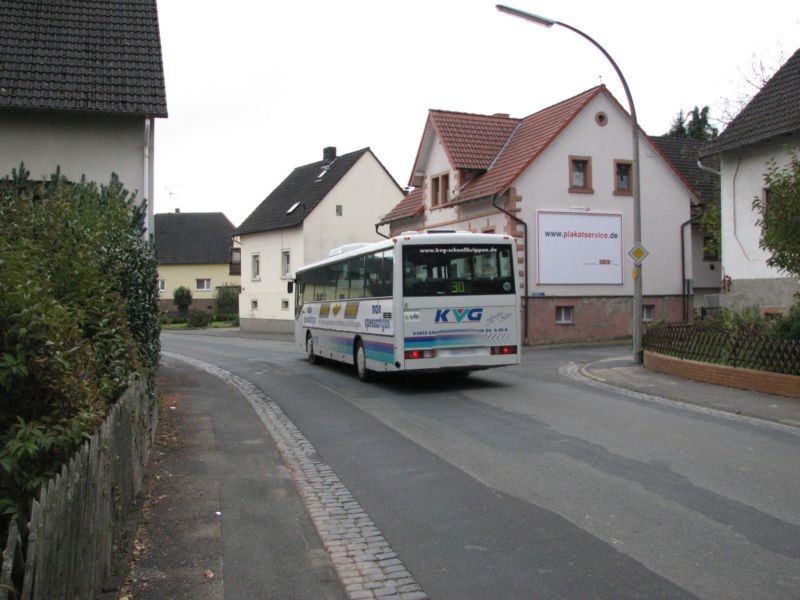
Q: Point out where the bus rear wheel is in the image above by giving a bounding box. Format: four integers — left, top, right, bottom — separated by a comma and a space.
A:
354, 340, 371, 382
306, 332, 319, 365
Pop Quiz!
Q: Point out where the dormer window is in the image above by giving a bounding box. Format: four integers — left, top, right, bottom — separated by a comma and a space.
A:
430, 172, 450, 207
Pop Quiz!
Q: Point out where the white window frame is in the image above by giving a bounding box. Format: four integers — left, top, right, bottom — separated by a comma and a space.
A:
196, 278, 212, 291
281, 250, 291, 279
281, 299, 290, 311
158, 279, 166, 293
251, 253, 261, 281
642, 304, 655, 323
555, 305, 574, 324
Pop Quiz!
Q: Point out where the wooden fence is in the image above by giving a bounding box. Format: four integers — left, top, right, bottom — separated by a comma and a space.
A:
0, 378, 158, 600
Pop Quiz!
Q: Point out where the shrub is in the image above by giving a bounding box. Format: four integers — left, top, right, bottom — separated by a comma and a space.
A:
214, 284, 239, 321
173, 286, 192, 315
187, 309, 212, 328
0, 164, 159, 521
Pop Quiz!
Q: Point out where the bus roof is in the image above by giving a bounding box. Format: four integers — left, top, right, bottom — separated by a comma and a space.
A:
295, 231, 515, 274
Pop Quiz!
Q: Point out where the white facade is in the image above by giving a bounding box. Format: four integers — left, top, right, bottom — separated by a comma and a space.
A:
719, 135, 800, 309
239, 151, 405, 331
0, 111, 156, 237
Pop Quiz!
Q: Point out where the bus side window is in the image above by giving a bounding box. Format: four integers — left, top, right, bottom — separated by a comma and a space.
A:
381, 249, 394, 296
365, 252, 381, 298
349, 255, 365, 299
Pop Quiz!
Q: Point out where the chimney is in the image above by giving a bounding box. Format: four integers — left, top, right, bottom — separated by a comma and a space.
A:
175, 208, 180, 213
323, 146, 337, 162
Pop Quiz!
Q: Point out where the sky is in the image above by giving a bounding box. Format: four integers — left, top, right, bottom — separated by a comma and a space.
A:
153, 0, 800, 227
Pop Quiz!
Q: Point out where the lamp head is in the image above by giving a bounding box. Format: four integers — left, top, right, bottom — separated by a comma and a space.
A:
495, 5, 556, 27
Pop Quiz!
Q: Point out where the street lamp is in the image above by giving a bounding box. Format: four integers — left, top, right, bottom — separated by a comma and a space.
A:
496, 5, 644, 363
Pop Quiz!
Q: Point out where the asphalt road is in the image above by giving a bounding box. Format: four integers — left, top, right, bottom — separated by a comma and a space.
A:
162, 331, 800, 600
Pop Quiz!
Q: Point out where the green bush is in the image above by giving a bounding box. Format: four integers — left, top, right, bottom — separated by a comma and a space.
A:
214, 284, 239, 321
768, 302, 800, 340
173, 286, 192, 315
0, 164, 160, 521
187, 309, 212, 328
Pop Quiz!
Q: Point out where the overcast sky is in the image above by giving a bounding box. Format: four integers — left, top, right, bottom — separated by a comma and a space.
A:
153, 1, 799, 226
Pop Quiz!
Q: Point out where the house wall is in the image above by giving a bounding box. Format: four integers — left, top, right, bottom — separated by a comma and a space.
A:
719, 136, 800, 311
415, 94, 694, 343
157, 263, 239, 314
239, 228, 303, 330
0, 111, 153, 235
239, 151, 405, 333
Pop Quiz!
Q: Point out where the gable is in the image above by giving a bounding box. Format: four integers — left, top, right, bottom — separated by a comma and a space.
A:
236, 148, 379, 237
0, 0, 168, 117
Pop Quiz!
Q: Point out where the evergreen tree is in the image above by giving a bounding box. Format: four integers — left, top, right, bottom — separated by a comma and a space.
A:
667, 110, 687, 138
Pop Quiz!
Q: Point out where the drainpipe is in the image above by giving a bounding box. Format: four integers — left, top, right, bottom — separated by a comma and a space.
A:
680, 218, 692, 321
143, 118, 153, 242
492, 193, 529, 344
374, 223, 390, 239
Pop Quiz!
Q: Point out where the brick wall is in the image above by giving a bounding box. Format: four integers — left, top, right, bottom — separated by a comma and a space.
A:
644, 351, 800, 398
526, 296, 683, 345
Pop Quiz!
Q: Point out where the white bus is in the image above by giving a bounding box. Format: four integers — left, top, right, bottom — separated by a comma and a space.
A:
291, 231, 521, 380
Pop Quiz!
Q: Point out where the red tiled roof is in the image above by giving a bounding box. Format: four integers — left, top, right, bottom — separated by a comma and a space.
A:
429, 110, 521, 170
457, 86, 605, 202
379, 187, 423, 224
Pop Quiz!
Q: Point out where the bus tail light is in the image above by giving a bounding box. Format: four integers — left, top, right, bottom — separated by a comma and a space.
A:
491, 345, 517, 356
405, 349, 436, 360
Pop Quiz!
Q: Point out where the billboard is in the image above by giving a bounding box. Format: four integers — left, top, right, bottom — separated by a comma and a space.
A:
537, 211, 623, 284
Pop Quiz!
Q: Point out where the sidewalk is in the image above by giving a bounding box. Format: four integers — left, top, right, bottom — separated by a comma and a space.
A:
580, 356, 800, 429
123, 355, 345, 600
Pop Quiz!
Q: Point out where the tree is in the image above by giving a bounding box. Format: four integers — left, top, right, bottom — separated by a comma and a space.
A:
665, 106, 717, 140
173, 286, 193, 315
686, 106, 718, 141
752, 147, 800, 278
667, 110, 687, 138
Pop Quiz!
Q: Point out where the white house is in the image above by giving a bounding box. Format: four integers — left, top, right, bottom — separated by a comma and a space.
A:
703, 47, 800, 312
380, 86, 705, 344
236, 147, 405, 333
0, 0, 167, 239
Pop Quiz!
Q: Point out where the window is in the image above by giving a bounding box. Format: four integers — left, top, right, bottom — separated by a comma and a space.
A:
430, 172, 450, 206
555, 306, 574, 324
642, 304, 655, 323
230, 247, 241, 275
336, 204, 343, 216
196, 278, 211, 291
251, 300, 258, 311
569, 156, 593, 193
158, 279, 166, 293
402, 244, 515, 297
281, 250, 291, 278
281, 299, 289, 311
614, 160, 633, 195
296, 248, 395, 305
252, 254, 261, 280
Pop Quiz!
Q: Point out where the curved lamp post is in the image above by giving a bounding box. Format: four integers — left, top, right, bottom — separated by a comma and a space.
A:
496, 5, 644, 363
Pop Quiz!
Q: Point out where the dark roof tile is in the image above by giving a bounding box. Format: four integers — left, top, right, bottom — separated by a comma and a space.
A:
710, 47, 800, 154
0, 0, 167, 116
155, 212, 235, 265
651, 136, 719, 205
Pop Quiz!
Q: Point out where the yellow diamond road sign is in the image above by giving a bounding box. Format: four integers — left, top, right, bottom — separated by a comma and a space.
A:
628, 243, 650, 265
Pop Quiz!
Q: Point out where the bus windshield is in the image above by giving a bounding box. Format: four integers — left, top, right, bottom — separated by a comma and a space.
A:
402, 244, 515, 297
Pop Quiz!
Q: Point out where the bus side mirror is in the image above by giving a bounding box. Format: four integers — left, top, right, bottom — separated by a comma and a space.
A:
287, 281, 294, 294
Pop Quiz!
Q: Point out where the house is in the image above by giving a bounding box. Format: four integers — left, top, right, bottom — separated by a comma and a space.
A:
0, 0, 168, 239
154, 211, 240, 315
380, 86, 705, 345
651, 136, 722, 313
702, 47, 800, 312
235, 146, 405, 333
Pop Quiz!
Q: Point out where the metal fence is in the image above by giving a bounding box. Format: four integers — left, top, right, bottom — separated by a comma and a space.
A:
0, 378, 157, 600
643, 322, 800, 376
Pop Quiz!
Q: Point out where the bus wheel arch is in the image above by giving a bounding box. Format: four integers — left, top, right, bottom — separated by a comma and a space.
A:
354, 337, 371, 382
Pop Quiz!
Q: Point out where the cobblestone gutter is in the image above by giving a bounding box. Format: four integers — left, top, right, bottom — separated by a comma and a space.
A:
163, 352, 429, 600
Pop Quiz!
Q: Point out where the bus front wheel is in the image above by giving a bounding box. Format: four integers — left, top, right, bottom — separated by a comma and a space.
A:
306, 332, 319, 365
354, 340, 371, 382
